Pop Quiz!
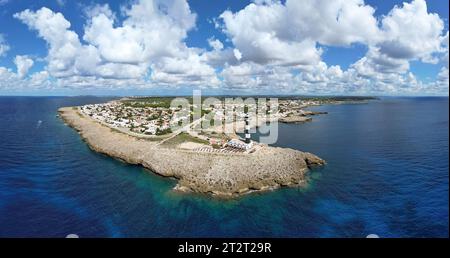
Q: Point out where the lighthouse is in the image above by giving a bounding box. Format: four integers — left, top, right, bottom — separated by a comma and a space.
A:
226, 107, 253, 151
244, 113, 251, 144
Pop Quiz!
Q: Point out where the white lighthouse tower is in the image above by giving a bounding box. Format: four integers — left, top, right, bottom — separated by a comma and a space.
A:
226, 107, 253, 151
244, 113, 251, 144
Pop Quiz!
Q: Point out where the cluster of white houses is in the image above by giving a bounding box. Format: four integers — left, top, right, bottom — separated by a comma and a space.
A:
77, 98, 335, 153
80, 101, 266, 151
79, 103, 178, 135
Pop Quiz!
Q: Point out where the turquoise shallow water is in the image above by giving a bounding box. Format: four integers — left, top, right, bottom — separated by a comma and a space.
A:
0, 96, 448, 237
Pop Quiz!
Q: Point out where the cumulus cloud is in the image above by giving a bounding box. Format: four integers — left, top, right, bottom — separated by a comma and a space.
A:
218, 0, 379, 66
350, 0, 447, 90
219, 2, 319, 66
378, 0, 445, 63
56, 0, 65, 7
0, 34, 10, 57
0, 67, 17, 89
12, 0, 217, 88
233, 49, 242, 61
220, 62, 266, 88
1, 0, 448, 95
351, 47, 410, 77
150, 49, 220, 87
13, 6, 153, 79
440, 31, 449, 67
0, 66, 52, 91
433, 32, 449, 93
284, 0, 380, 46
215, 0, 448, 95
83, 0, 196, 63
14, 7, 90, 78
208, 38, 223, 51
14, 55, 34, 78
218, 60, 346, 94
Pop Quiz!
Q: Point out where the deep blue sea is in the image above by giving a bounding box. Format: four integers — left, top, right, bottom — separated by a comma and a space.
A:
0, 96, 448, 237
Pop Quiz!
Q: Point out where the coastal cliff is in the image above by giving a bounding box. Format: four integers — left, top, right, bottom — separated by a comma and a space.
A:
58, 107, 325, 197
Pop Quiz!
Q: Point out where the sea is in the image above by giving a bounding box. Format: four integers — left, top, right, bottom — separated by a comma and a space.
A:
0, 96, 448, 237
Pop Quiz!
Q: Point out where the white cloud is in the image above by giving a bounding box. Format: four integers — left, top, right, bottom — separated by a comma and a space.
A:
233, 49, 242, 61
220, 62, 329, 92
347, 0, 448, 95
14, 7, 86, 77
218, 0, 379, 66
434, 31, 449, 94
215, 0, 448, 95
352, 47, 410, 77
221, 62, 265, 88
440, 31, 449, 67
378, 0, 445, 63
14, 6, 150, 79
83, 0, 196, 63
12, 0, 218, 88
14, 55, 34, 78
29, 70, 50, 86
437, 66, 448, 83
0, 67, 17, 90
208, 38, 223, 51
284, 0, 380, 46
1, 0, 448, 95
151, 49, 220, 87
0, 34, 10, 57
219, 2, 319, 66
56, 0, 65, 7
0, 66, 53, 91
202, 47, 237, 67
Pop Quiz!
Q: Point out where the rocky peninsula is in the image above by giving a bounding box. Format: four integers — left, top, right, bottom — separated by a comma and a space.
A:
58, 107, 325, 197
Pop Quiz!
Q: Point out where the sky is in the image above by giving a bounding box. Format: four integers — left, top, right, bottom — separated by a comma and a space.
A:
0, 0, 448, 96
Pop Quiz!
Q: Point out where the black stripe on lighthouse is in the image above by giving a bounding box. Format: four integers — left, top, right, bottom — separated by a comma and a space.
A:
245, 114, 250, 144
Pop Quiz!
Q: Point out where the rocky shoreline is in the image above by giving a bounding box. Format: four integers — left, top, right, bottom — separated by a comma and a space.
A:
58, 107, 325, 197
279, 116, 312, 123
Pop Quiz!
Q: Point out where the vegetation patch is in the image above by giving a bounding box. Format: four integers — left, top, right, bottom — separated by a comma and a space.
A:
161, 132, 209, 147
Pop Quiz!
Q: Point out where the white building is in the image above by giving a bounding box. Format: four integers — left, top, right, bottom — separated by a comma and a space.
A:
226, 139, 253, 150
144, 125, 156, 134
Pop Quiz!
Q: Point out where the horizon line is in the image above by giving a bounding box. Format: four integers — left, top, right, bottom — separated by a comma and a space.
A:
0, 94, 449, 98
